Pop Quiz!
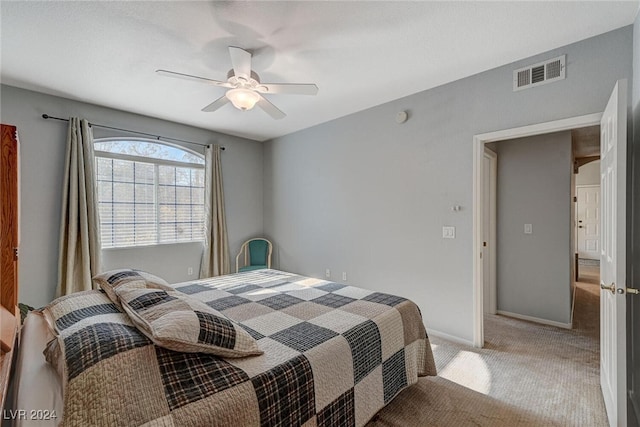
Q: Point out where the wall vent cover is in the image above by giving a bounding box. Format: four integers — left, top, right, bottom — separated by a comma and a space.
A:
513, 55, 565, 91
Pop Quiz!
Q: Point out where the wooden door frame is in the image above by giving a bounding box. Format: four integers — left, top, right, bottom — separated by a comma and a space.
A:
471, 112, 603, 348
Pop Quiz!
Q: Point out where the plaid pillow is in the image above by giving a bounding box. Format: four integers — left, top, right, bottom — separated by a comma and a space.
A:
93, 269, 172, 306
40, 290, 144, 387
116, 287, 263, 358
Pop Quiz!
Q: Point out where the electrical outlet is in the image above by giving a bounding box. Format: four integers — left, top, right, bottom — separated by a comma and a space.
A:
442, 226, 455, 239
187, 267, 194, 276
524, 224, 533, 234
325, 269, 331, 278
342, 272, 347, 281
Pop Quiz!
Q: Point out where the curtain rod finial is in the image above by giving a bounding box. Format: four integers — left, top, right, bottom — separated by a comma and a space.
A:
42, 114, 49, 119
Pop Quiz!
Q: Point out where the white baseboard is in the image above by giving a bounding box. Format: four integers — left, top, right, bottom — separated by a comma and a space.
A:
496, 310, 572, 329
426, 328, 475, 347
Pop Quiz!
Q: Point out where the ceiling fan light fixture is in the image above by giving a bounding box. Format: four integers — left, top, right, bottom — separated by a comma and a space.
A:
158, 46, 317, 119
226, 88, 260, 111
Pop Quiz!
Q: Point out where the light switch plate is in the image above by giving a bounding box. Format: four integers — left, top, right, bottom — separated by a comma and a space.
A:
524, 224, 532, 234
442, 226, 456, 239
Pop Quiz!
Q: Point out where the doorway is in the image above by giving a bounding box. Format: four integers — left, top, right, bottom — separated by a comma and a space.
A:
572, 129, 601, 328
473, 81, 630, 426
482, 131, 577, 333
472, 113, 603, 347
572, 125, 602, 287
480, 130, 601, 334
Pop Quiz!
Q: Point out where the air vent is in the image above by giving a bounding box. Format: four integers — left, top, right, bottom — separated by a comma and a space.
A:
513, 55, 565, 91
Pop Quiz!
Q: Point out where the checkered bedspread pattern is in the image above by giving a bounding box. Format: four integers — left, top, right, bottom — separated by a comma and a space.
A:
49, 269, 436, 427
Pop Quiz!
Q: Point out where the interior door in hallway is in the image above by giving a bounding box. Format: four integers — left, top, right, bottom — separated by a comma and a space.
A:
576, 185, 600, 260
482, 148, 497, 315
599, 79, 627, 427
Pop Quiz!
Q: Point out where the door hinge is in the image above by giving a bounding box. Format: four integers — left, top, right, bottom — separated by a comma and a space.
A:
13, 247, 18, 260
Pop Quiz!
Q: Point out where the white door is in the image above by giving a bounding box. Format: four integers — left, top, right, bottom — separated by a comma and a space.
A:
600, 79, 627, 427
576, 185, 600, 260
482, 149, 497, 314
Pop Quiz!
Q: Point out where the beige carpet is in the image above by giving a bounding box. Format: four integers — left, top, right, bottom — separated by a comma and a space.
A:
368, 265, 606, 427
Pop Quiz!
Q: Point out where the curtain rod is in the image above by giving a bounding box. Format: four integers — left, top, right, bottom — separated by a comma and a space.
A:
41, 114, 225, 150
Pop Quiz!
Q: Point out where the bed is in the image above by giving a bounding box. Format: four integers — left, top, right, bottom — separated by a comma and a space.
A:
11, 268, 436, 427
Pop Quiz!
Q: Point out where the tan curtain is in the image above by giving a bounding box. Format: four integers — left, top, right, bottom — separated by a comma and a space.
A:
200, 144, 230, 278
56, 118, 102, 296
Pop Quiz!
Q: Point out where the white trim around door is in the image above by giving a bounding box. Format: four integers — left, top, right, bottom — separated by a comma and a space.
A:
471, 112, 603, 348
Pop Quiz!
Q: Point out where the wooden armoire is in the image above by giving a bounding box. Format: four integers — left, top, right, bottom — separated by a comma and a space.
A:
1, 124, 18, 315
0, 124, 18, 410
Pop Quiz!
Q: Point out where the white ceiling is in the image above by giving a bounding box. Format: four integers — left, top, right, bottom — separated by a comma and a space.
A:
1, 1, 638, 142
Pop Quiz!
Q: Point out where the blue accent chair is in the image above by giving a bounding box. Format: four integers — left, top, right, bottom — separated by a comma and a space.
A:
236, 238, 273, 273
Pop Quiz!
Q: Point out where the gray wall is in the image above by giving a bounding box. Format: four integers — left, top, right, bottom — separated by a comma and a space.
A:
576, 160, 601, 185
493, 132, 573, 324
263, 26, 633, 343
0, 85, 264, 308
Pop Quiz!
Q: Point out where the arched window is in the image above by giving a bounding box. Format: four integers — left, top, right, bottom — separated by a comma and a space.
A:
94, 138, 205, 248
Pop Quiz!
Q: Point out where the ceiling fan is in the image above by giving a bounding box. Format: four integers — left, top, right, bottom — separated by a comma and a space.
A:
156, 46, 318, 120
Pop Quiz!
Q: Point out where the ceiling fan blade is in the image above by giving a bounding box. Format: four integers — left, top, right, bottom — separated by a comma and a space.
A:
156, 69, 232, 87
201, 96, 230, 112
228, 46, 252, 79
259, 83, 319, 96
256, 95, 286, 120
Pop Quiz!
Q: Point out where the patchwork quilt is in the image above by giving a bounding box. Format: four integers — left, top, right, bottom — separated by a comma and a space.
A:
45, 269, 436, 427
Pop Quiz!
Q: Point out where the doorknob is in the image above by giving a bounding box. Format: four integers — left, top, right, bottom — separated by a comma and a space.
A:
600, 282, 616, 294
